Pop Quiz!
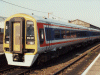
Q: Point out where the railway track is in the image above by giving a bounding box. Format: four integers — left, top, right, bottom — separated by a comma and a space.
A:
7, 68, 30, 75
0, 63, 38, 75
0, 66, 15, 74
0, 66, 31, 75
52, 43, 100, 75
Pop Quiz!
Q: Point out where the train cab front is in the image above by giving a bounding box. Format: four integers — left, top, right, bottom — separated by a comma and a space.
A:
3, 14, 38, 67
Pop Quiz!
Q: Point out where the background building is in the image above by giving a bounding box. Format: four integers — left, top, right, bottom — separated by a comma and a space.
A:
68, 19, 100, 30
0, 16, 7, 33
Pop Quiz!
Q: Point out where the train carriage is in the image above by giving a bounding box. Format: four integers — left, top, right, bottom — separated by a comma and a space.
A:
3, 13, 100, 67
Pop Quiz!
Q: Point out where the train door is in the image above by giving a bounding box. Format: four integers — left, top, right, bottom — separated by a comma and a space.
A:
9, 17, 24, 54
46, 23, 52, 50
13, 22, 21, 52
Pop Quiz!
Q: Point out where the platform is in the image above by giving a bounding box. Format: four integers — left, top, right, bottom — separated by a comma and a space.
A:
0, 53, 4, 55
82, 53, 100, 75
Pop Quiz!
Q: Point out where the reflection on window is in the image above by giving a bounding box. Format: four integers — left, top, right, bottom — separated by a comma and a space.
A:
39, 29, 44, 44
27, 21, 34, 36
70, 31, 76, 38
46, 29, 51, 40
54, 30, 60, 39
66, 30, 70, 38
76, 31, 87, 37
61, 30, 66, 39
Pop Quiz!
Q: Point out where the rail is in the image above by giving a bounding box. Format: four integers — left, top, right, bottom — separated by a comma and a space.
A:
52, 43, 100, 75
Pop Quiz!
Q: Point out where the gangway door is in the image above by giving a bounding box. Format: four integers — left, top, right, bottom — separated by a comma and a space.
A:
9, 17, 24, 54
13, 22, 22, 53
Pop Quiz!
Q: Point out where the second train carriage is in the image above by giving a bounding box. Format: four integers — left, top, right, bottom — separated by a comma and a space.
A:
3, 13, 100, 67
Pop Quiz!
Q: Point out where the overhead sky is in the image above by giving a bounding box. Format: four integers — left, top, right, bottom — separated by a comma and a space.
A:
0, 0, 100, 27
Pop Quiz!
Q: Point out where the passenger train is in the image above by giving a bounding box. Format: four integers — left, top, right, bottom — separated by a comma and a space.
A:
3, 13, 100, 67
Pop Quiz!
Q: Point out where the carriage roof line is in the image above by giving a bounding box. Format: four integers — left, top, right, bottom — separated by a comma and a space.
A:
13, 13, 100, 32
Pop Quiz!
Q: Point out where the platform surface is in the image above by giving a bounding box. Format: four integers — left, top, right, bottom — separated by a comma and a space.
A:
82, 53, 100, 75
0, 53, 4, 55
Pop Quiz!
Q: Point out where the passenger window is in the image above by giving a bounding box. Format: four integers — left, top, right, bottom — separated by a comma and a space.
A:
54, 30, 60, 39
80, 31, 87, 37
66, 30, 70, 38
39, 29, 44, 44
70, 31, 76, 38
61, 30, 66, 39
76, 31, 81, 37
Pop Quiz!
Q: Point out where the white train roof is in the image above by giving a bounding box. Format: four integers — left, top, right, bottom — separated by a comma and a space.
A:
30, 15, 88, 29
90, 28, 100, 32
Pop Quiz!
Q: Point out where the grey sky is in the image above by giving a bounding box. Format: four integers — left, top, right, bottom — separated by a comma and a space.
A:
0, 0, 100, 27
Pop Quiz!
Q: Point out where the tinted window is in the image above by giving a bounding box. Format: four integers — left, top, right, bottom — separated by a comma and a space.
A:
66, 30, 70, 38
46, 29, 51, 40
54, 30, 60, 39
70, 31, 76, 38
76, 31, 81, 37
39, 29, 44, 44
26, 21, 34, 36
61, 30, 66, 39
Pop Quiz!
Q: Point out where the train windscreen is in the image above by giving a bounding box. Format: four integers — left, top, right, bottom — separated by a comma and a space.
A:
27, 21, 34, 36
26, 21, 35, 44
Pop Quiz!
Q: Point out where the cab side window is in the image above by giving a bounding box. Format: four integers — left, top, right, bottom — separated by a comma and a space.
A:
39, 29, 44, 44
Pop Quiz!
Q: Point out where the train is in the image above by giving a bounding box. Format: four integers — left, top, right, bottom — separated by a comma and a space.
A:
3, 13, 100, 67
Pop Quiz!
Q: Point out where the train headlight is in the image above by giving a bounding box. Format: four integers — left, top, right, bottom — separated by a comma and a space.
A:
26, 36, 35, 44
30, 42, 34, 44
6, 41, 9, 44
27, 41, 35, 45
27, 37, 34, 40
27, 37, 30, 39
31, 37, 34, 39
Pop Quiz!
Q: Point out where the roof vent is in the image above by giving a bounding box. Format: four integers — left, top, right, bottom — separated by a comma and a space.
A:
43, 16, 47, 19
32, 13, 34, 15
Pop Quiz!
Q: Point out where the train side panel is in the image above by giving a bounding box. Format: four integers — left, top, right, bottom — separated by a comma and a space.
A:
37, 22, 91, 54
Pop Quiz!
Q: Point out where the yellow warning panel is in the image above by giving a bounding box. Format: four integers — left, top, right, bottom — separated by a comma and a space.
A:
13, 22, 21, 52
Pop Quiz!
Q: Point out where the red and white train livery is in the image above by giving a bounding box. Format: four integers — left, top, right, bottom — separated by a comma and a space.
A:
3, 13, 100, 67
